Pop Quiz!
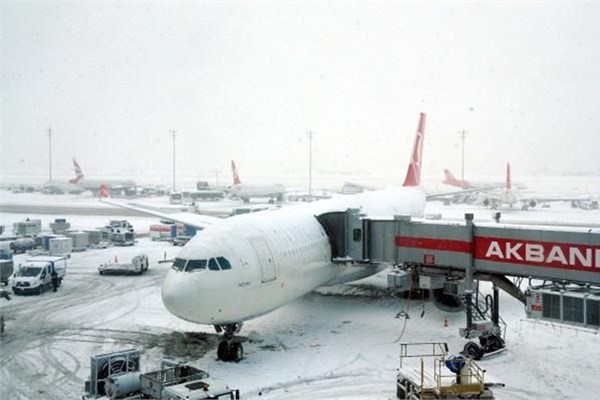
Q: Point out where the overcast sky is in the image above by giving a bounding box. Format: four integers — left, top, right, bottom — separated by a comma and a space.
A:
2, 1, 599, 187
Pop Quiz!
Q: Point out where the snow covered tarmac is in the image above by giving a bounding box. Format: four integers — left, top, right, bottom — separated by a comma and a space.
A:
1, 194, 599, 399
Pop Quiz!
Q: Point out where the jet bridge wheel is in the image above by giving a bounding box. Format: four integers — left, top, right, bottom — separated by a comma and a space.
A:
463, 341, 483, 360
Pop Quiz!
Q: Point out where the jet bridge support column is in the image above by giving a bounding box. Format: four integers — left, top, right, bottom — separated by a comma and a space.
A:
465, 213, 474, 336
492, 284, 499, 327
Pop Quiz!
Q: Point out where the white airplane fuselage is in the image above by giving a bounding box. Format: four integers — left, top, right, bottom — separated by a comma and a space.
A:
162, 186, 426, 326
229, 182, 286, 201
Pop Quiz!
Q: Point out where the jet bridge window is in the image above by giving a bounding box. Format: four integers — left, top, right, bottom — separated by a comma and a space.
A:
217, 257, 231, 270
172, 258, 187, 271
185, 259, 207, 272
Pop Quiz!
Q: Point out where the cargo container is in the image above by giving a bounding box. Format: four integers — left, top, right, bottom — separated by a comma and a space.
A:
67, 231, 89, 251
49, 237, 73, 256
150, 224, 174, 241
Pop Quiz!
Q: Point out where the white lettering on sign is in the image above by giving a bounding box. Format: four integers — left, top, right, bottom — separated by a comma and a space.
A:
485, 242, 503, 259
483, 240, 599, 269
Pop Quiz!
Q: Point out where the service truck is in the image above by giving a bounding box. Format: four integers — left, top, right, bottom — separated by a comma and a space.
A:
0, 249, 14, 285
11, 256, 67, 295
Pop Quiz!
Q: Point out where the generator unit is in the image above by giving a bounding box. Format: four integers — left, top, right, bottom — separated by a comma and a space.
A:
525, 284, 600, 328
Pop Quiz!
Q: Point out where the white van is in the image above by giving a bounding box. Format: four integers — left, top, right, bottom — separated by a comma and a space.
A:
11, 256, 67, 295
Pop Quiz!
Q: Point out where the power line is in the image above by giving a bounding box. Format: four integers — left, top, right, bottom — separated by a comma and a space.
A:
458, 129, 468, 184
47, 127, 53, 183
170, 130, 177, 190
306, 131, 315, 197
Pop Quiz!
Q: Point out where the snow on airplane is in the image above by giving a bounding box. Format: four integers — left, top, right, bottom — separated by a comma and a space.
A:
101, 113, 428, 362
227, 160, 286, 203
69, 158, 136, 195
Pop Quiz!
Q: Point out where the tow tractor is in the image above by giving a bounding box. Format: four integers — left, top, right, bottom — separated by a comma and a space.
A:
99, 254, 149, 275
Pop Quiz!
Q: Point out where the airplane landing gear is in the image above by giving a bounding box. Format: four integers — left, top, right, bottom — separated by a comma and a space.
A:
214, 323, 244, 362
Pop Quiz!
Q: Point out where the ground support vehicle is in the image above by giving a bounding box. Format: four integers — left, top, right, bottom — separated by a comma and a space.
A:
99, 254, 149, 275
112, 231, 135, 246
139, 363, 241, 399
0, 249, 14, 285
396, 342, 496, 399
11, 256, 67, 295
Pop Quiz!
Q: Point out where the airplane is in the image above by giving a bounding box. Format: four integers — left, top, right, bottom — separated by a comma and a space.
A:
40, 181, 84, 195
473, 162, 592, 210
442, 168, 526, 190
227, 160, 286, 203
69, 158, 136, 195
101, 113, 429, 362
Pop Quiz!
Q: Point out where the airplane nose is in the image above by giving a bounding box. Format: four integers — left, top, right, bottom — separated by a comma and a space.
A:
161, 270, 196, 321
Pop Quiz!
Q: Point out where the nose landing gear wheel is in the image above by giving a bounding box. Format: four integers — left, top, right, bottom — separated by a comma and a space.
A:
217, 341, 230, 361
230, 342, 243, 362
217, 341, 244, 362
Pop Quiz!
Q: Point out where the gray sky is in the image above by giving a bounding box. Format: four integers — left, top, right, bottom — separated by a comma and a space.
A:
2, 1, 600, 186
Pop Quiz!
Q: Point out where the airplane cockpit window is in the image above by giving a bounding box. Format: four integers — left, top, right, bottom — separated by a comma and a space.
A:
208, 258, 220, 271
217, 257, 231, 270
172, 258, 187, 271
185, 259, 207, 272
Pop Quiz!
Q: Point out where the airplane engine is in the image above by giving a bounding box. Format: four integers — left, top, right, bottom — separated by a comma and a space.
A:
529, 200, 537, 208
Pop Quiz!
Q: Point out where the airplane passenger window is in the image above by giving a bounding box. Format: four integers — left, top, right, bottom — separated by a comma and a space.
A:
217, 257, 231, 270
185, 259, 207, 272
208, 258, 220, 271
172, 258, 187, 271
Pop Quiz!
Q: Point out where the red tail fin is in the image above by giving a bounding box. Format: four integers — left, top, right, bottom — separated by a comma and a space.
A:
69, 157, 85, 184
231, 160, 241, 185
403, 113, 426, 187
99, 184, 109, 198
443, 169, 457, 183
505, 162, 512, 190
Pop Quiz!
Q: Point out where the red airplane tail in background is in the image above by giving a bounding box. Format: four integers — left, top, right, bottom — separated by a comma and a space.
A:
69, 158, 85, 184
442, 168, 471, 189
402, 112, 426, 187
231, 160, 241, 185
99, 184, 109, 198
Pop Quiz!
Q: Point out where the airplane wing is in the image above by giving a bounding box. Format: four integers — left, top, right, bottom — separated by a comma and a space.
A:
425, 185, 504, 200
100, 197, 222, 229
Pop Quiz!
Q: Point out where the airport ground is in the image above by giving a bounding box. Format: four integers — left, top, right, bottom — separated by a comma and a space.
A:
0, 191, 599, 399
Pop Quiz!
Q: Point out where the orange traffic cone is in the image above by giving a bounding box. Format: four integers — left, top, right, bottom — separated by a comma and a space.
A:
443, 316, 448, 328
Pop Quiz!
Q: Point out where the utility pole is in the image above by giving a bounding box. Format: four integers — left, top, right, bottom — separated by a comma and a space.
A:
306, 131, 315, 197
458, 129, 468, 184
47, 127, 53, 182
170, 130, 177, 191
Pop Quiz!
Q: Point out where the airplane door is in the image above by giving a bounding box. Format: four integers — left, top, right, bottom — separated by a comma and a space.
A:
248, 236, 277, 283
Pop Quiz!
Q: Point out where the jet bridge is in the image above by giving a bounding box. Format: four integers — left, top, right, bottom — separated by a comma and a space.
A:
317, 209, 600, 358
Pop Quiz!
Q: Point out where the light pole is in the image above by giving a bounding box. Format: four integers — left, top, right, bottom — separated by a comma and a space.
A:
306, 131, 315, 197
458, 129, 467, 184
47, 127, 53, 183
170, 130, 177, 190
